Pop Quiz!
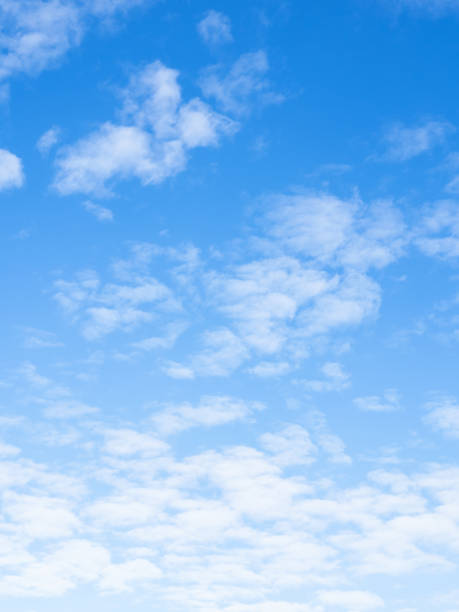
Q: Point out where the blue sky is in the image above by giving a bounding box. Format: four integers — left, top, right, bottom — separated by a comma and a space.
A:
2, 1, 459, 611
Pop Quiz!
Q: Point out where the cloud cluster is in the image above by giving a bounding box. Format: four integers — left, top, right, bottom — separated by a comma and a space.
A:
166, 193, 404, 378
53, 61, 238, 196
53, 266, 181, 340
0, 408, 458, 609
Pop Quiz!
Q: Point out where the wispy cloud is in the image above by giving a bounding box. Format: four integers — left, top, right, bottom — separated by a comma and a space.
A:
197, 10, 233, 46
382, 121, 453, 161
37, 127, 61, 155
0, 0, 152, 83
354, 389, 401, 412
199, 51, 283, 116
82, 200, 114, 222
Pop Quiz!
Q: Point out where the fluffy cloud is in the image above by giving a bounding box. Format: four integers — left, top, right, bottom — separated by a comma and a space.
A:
265, 193, 406, 269
53, 61, 237, 196
259, 424, 317, 466
0, 148, 24, 190
2, 416, 457, 608
198, 10, 233, 45
102, 428, 169, 456
157, 192, 405, 378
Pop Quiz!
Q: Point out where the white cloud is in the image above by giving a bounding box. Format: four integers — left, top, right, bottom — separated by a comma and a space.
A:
36, 127, 61, 154
354, 389, 401, 412
82, 200, 113, 222
200, 51, 283, 116
297, 272, 380, 337
248, 361, 290, 377
317, 590, 384, 611
0, 0, 150, 82
416, 200, 459, 258
174, 327, 249, 378
304, 361, 350, 392
132, 321, 187, 351
102, 428, 169, 456
424, 396, 459, 438
53, 266, 180, 340
99, 558, 162, 592
54, 61, 237, 196
162, 361, 195, 379
0, 148, 24, 190
160, 192, 403, 378
0, 441, 21, 457
151, 395, 264, 435
259, 424, 317, 466
308, 410, 352, 464
383, 121, 452, 161
265, 193, 406, 269
224, 604, 316, 612
3, 492, 80, 539
16, 362, 99, 419
2, 419, 459, 608
0, 0, 82, 81
197, 10, 233, 46
0, 539, 111, 597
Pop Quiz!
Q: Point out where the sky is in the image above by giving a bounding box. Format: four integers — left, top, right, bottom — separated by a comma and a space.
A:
2, 0, 459, 610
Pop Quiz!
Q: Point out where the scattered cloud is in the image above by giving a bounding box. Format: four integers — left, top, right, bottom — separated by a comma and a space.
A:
199, 51, 283, 116
0, 0, 151, 83
23, 328, 64, 349
354, 389, 401, 412
53, 266, 180, 340
151, 395, 264, 435
303, 361, 351, 392
248, 361, 290, 377
382, 121, 453, 161
53, 61, 238, 196
82, 200, 114, 222
0, 148, 24, 190
416, 199, 459, 258
198, 10, 233, 46
424, 395, 459, 438
259, 424, 317, 466
36, 127, 61, 154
